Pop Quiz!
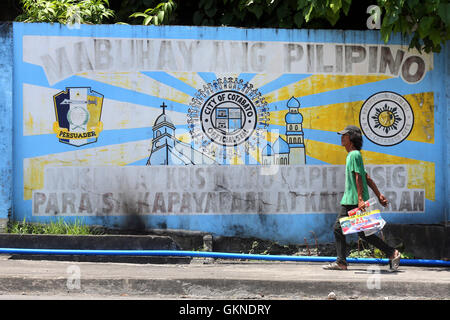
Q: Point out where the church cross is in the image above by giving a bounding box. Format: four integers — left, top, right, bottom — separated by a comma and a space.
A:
161, 102, 167, 114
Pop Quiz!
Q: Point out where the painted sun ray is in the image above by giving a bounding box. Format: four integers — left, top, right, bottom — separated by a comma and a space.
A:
258, 74, 312, 96
264, 74, 393, 104
23, 139, 153, 200
246, 145, 263, 164
197, 72, 218, 85
301, 128, 436, 163
23, 83, 188, 136
51, 75, 192, 115
304, 139, 435, 201
237, 73, 257, 83
247, 73, 287, 89
268, 91, 434, 144
21, 64, 191, 114
76, 71, 192, 105
167, 72, 209, 90
22, 128, 152, 160
141, 71, 198, 97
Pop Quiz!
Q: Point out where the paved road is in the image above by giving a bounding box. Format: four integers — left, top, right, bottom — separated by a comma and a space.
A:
0, 254, 448, 301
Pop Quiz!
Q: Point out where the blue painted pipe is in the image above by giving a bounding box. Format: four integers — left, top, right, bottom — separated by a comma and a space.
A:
0, 248, 449, 267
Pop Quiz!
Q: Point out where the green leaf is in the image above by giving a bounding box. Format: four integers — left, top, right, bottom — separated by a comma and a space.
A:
193, 10, 204, 25
204, 0, 214, 10
438, 3, 450, 26
249, 5, 264, 19
380, 24, 393, 43
296, 0, 308, 10
205, 5, 218, 18
293, 11, 304, 27
305, 3, 315, 22
326, 10, 340, 26
406, 0, 420, 10
129, 12, 148, 18
143, 15, 153, 25
157, 10, 165, 22
418, 16, 434, 38
329, 0, 342, 14
428, 28, 442, 47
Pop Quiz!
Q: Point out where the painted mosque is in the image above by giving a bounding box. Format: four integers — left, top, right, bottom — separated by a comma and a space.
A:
146, 97, 305, 165
262, 96, 306, 165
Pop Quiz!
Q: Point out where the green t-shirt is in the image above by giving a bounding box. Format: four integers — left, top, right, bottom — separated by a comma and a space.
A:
341, 150, 370, 205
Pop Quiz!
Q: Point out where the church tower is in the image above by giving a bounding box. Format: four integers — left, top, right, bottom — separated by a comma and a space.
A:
147, 102, 176, 165
285, 97, 306, 165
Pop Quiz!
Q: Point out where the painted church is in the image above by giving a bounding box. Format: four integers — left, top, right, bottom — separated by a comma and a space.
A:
146, 103, 217, 165
262, 96, 306, 165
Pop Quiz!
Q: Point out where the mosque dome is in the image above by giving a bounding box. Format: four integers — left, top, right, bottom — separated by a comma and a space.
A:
287, 96, 300, 109
262, 143, 273, 156
272, 137, 290, 154
285, 96, 303, 124
285, 112, 303, 124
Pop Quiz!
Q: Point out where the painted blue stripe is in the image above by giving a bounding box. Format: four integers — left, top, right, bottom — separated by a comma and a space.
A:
264, 73, 434, 112
197, 72, 217, 84
262, 124, 437, 164
21, 62, 192, 114
238, 73, 257, 83
259, 74, 311, 95
306, 156, 329, 165
141, 71, 198, 97
21, 123, 192, 159
127, 158, 149, 166
303, 128, 438, 163
300, 74, 435, 108
20, 128, 152, 159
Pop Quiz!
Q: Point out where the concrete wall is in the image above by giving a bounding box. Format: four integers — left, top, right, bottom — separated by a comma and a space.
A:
0, 22, 13, 229
446, 40, 450, 226
8, 22, 450, 244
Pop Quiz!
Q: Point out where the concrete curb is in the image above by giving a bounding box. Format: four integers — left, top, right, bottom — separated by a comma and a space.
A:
0, 274, 447, 300
0, 257, 448, 300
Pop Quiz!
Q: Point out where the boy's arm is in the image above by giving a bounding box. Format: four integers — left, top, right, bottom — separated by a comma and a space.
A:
366, 173, 388, 207
354, 172, 366, 211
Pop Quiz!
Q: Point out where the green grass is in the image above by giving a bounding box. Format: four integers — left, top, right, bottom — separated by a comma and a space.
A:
7, 218, 103, 235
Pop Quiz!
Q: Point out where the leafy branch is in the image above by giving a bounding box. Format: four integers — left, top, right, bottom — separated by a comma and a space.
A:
378, 0, 450, 53
129, 0, 176, 25
16, 0, 114, 24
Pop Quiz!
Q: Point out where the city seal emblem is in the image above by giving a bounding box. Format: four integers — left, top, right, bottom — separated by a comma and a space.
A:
200, 90, 256, 146
187, 77, 269, 158
359, 91, 414, 146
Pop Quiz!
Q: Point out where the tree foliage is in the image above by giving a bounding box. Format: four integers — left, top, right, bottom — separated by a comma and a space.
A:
379, 0, 449, 53
129, 0, 176, 25
15, 0, 449, 53
16, 0, 114, 25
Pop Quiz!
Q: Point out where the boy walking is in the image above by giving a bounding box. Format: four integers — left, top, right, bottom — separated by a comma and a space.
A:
323, 125, 401, 270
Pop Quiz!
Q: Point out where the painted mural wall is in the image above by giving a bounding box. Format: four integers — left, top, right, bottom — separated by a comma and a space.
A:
12, 22, 449, 243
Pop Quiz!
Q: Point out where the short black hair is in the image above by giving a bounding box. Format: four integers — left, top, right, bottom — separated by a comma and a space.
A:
348, 131, 363, 150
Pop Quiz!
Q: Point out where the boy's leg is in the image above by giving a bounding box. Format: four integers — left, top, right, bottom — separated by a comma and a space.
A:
358, 232, 395, 258
333, 206, 352, 265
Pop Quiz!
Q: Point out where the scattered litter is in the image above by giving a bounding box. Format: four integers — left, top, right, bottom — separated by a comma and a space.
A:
327, 291, 337, 300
